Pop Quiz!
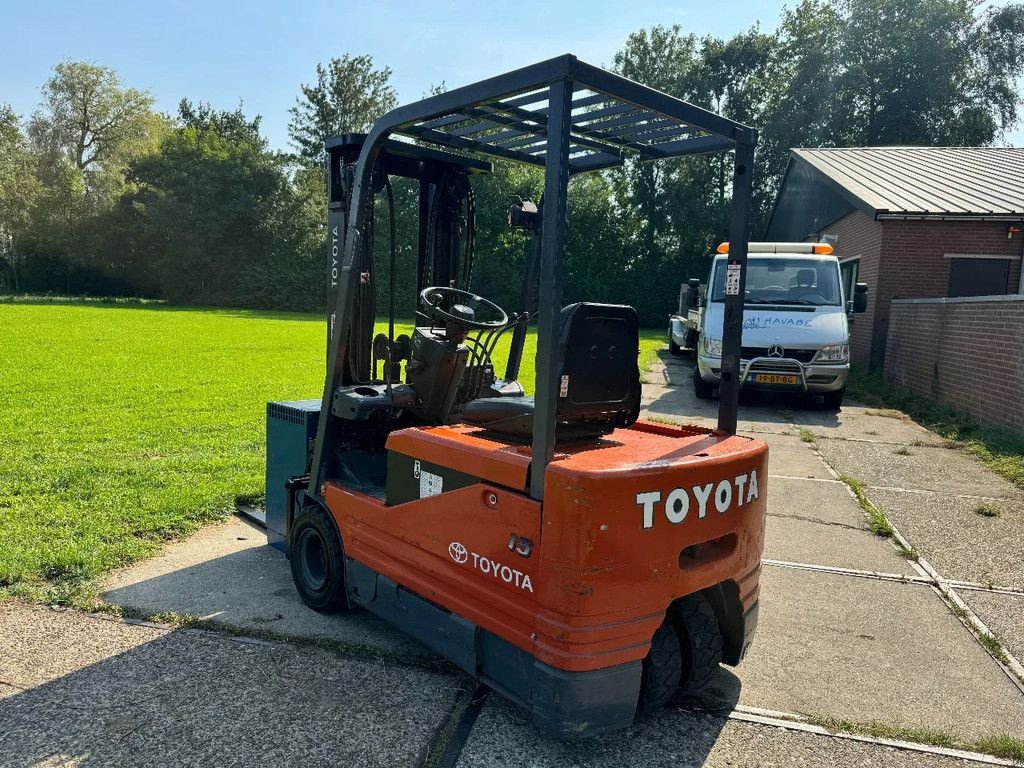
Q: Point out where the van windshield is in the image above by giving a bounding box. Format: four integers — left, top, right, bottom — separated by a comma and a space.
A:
710, 257, 842, 306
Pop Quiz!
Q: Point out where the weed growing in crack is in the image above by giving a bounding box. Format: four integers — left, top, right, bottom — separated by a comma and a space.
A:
974, 502, 1001, 518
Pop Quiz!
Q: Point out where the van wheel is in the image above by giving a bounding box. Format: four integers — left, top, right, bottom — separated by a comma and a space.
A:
669, 338, 682, 356
693, 368, 715, 399
822, 388, 845, 411
638, 620, 683, 712
674, 594, 724, 694
289, 505, 349, 613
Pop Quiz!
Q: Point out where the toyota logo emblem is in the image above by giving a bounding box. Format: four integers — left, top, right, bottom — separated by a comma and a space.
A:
448, 541, 468, 564
768, 344, 785, 358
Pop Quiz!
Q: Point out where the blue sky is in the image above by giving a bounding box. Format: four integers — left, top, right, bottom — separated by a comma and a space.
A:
1, 0, 784, 151
2, 0, 1019, 150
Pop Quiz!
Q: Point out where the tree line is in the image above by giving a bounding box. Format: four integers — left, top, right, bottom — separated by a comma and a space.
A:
1, 0, 1022, 324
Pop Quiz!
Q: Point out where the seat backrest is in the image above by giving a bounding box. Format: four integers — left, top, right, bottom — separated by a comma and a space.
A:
795, 268, 816, 287
556, 303, 640, 427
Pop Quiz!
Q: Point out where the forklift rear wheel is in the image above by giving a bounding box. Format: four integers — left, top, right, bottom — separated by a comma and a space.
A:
290, 506, 348, 613
675, 594, 724, 694
638, 620, 683, 712
693, 368, 715, 400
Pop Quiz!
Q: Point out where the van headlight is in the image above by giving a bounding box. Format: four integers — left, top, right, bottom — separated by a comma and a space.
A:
816, 344, 849, 362
703, 336, 722, 357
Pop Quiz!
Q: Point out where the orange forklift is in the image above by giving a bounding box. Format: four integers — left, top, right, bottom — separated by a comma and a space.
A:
265, 54, 766, 736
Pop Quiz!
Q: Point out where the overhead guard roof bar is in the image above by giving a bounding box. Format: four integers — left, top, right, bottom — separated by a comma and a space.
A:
383, 57, 755, 175
310, 54, 757, 503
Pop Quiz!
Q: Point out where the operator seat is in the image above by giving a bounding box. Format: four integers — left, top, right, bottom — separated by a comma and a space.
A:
462, 303, 641, 440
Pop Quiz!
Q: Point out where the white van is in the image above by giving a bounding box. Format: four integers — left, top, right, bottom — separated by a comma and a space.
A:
692, 242, 867, 410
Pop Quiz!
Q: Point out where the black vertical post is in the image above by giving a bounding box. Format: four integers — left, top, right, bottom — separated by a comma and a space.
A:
529, 77, 573, 501
717, 134, 756, 435
310, 134, 387, 491
326, 149, 346, 371
504, 229, 541, 383
417, 177, 430, 299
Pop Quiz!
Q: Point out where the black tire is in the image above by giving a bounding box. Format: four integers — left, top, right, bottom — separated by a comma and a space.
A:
289, 505, 349, 613
674, 594, 724, 694
821, 387, 845, 412
638, 620, 683, 712
669, 338, 682, 356
693, 367, 715, 399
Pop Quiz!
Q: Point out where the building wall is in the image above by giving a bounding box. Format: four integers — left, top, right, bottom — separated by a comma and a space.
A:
875, 220, 1023, 366
884, 295, 1024, 432
811, 209, 883, 367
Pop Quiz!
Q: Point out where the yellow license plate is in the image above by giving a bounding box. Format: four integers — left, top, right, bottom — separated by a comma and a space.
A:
753, 374, 799, 385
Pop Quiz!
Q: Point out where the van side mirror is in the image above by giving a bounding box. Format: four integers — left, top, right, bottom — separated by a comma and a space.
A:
852, 283, 868, 314
682, 278, 701, 311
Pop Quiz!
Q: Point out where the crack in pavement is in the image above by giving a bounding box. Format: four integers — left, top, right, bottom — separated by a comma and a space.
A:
805, 445, 1024, 693
767, 511, 867, 531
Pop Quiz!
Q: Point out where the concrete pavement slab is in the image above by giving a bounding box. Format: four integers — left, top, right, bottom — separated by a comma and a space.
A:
962, 591, 1024, 667
643, 356, 797, 435
767, 476, 868, 528
866, 488, 1024, 590
736, 567, 1024, 741
102, 516, 436, 663
641, 383, 797, 435
790, 405, 947, 447
760, 432, 835, 480
455, 697, 990, 768
0, 602, 463, 768
816, 438, 1022, 499
764, 517, 915, 574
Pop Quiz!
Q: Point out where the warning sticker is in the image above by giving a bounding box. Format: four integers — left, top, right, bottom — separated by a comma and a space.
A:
725, 263, 742, 296
559, 375, 570, 398
420, 469, 443, 498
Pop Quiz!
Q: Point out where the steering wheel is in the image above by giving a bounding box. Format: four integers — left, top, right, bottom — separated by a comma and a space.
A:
796, 291, 828, 303
419, 287, 509, 331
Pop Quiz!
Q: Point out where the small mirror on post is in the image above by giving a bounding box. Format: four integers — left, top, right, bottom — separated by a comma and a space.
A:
853, 282, 868, 314
683, 278, 701, 311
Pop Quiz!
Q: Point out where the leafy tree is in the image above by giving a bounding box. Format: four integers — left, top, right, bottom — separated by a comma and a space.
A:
28, 61, 161, 181
0, 106, 42, 290
288, 55, 398, 164
760, 0, 1024, 193
124, 103, 293, 305
611, 25, 778, 321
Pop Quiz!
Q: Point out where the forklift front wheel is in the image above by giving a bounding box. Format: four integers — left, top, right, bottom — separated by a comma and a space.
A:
289, 506, 349, 613
693, 368, 715, 400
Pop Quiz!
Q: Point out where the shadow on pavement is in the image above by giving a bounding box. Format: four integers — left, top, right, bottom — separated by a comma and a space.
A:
0, 605, 464, 768
102, 520, 436, 663
97, 516, 748, 765
457, 669, 741, 767
646, 351, 841, 430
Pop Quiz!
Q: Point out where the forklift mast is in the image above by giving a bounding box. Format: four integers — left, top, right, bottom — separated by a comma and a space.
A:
323, 135, 490, 383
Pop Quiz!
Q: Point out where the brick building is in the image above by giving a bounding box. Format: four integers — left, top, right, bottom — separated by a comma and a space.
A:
766, 147, 1024, 367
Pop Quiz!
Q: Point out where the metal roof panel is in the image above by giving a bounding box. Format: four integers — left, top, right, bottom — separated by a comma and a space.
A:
792, 147, 1024, 217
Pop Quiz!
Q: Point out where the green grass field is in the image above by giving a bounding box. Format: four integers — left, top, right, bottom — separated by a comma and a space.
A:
0, 301, 665, 605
